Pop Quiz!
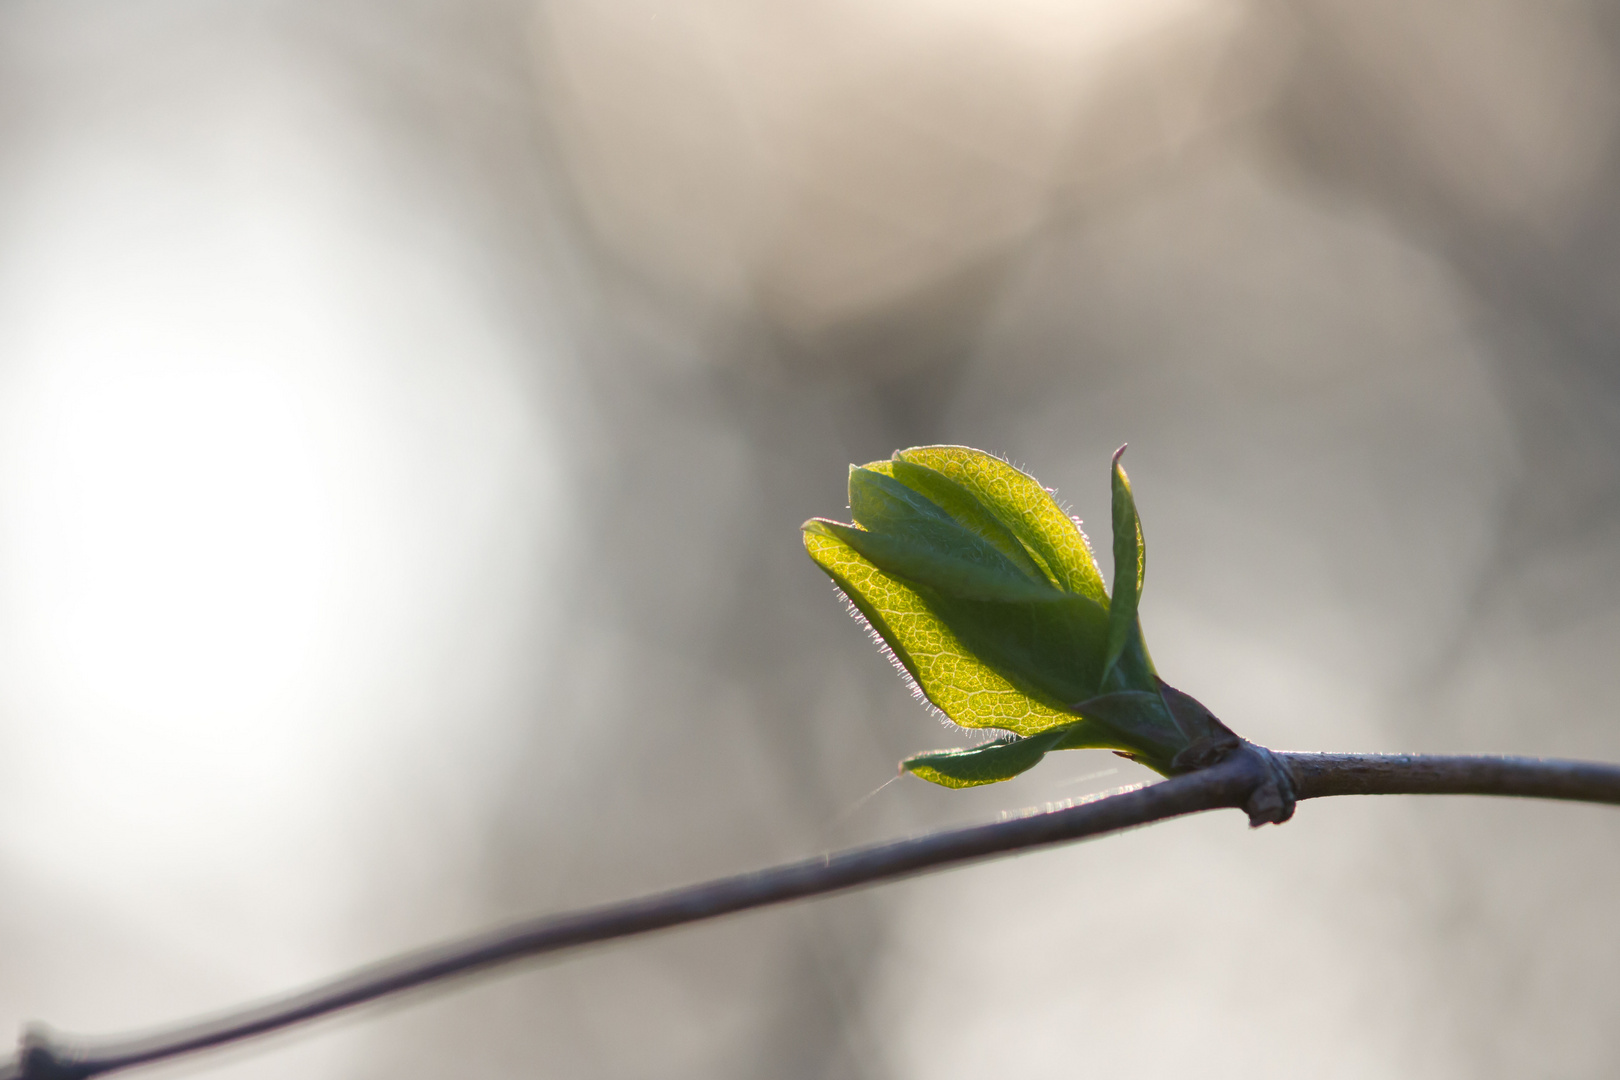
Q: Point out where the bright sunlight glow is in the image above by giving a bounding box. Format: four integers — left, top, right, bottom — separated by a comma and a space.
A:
14, 356, 340, 727
0, 171, 392, 890
0, 111, 555, 966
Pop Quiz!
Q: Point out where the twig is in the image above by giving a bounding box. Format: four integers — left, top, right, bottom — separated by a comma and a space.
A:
6, 749, 1619, 1080
1283, 752, 1620, 802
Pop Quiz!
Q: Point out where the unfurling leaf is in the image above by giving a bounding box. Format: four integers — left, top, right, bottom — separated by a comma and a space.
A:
804, 445, 1235, 786
1100, 445, 1145, 690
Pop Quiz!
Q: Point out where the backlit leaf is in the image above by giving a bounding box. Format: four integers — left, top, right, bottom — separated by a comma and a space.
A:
803, 523, 1084, 737
1100, 446, 1152, 691
893, 446, 1109, 606
816, 466, 1059, 602
902, 728, 1072, 788
882, 459, 1051, 585
804, 445, 1228, 787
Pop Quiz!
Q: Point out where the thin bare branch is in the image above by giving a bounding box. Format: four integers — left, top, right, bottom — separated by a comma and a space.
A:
1285, 752, 1620, 803
6, 749, 1619, 1080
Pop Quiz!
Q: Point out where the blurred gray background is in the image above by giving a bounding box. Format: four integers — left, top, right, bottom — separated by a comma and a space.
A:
0, 0, 1616, 1077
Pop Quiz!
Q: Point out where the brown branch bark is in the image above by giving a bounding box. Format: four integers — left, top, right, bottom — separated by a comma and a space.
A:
6, 748, 1619, 1080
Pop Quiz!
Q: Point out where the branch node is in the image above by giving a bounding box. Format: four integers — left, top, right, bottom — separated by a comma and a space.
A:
10, 1028, 91, 1080
1240, 743, 1297, 826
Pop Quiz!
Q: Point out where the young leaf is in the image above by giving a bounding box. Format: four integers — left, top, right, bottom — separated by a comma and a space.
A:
902, 728, 1072, 788
883, 459, 1051, 585
805, 445, 1231, 786
1061, 690, 1185, 764
924, 591, 1109, 705
893, 446, 1109, 607
810, 519, 1058, 605
802, 524, 1086, 737
1099, 446, 1151, 692
819, 466, 1059, 602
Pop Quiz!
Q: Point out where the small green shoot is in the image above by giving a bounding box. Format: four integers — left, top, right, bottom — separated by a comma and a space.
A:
803, 446, 1236, 787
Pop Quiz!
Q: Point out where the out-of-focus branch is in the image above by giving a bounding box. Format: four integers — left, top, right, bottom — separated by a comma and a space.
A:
5, 749, 1619, 1080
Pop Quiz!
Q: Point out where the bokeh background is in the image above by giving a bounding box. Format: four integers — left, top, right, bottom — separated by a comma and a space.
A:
0, 0, 1617, 1077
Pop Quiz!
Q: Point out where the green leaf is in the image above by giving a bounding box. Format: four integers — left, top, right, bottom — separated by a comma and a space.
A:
805, 444, 1226, 784
893, 446, 1109, 607
903, 728, 1071, 788
1155, 680, 1240, 768
1061, 690, 1184, 764
803, 523, 1087, 736
811, 519, 1057, 605
923, 591, 1109, 706
1099, 446, 1152, 692
824, 467, 1058, 602
883, 459, 1051, 585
